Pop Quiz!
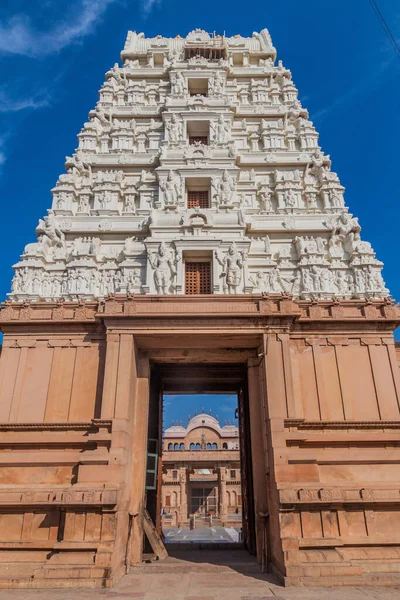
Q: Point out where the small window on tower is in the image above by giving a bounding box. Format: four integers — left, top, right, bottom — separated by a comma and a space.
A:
188, 78, 208, 96
187, 121, 209, 145
185, 262, 211, 295
230, 469, 236, 479
185, 177, 211, 208
172, 470, 178, 480
188, 190, 209, 209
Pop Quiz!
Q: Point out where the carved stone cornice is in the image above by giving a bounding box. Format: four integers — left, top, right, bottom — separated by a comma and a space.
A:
285, 419, 400, 430
0, 487, 118, 507
0, 419, 112, 432
1, 297, 399, 326
279, 487, 400, 505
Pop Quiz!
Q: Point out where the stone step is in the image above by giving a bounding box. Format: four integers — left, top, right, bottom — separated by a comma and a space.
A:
285, 572, 400, 587
134, 549, 263, 574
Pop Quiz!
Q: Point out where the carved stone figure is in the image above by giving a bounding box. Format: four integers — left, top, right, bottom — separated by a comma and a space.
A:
166, 114, 183, 144
328, 213, 361, 256
171, 71, 186, 96
215, 243, 247, 294
212, 115, 230, 144
283, 189, 297, 209
160, 171, 182, 207
329, 188, 344, 209
209, 71, 225, 96
32, 213, 65, 258
148, 242, 179, 294
68, 154, 92, 179
258, 185, 273, 213
213, 170, 235, 206
249, 270, 270, 292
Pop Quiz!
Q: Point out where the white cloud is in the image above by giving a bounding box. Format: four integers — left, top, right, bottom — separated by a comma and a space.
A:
0, 0, 119, 57
142, 0, 159, 17
0, 135, 8, 166
312, 48, 396, 122
0, 91, 50, 113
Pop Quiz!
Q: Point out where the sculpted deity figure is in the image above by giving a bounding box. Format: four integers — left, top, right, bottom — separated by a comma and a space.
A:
215, 242, 247, 294
328, 213, 361, 256
258, 185, 273, 213
127, 268, 142, 289
109, 62, 126, 89
329, 188, 344, 209
36, 212, 65, 255
78, 195, 90, 213
171, 71, 186, 96
67, 154, 92, 182
214, 170, 235, 206
268, 267, 294, 293
210, 71, 225, 96
160, 170, 182, 207
212, 115, 230, 144
249, 270, 270, 292
305, 150, 331, 183
166, 114, 183, 144
148, 242, 179, 294
335, 270, 350, 295
283, 188, 297, 210
90, 107, 111, 132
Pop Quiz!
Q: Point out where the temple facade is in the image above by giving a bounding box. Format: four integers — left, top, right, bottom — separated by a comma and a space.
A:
0, 28, 399, 589
162, 413, 242, 527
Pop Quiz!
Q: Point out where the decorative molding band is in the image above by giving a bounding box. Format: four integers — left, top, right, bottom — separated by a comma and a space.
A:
0, 419, 112, 431
0, 488, 118, 507
279, 487, 400, 505
285, 419, 400, 430
1, 297, 399, 324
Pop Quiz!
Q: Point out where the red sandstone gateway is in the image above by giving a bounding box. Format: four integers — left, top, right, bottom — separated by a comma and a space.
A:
0, 27, 399, 589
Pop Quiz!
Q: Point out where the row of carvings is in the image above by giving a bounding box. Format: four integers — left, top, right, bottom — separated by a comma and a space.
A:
50, 185, 346, 215
98, 66, 298, 105
279, 487, 400, 505
1, 297, 399, 323
55, 159, 340, 189
78, 117, 318, 154
0, 489, 118, 507
15, 211, 379, 264
9, 264, 388, 300
79, 108, 314, 145
53, 158, 345, 212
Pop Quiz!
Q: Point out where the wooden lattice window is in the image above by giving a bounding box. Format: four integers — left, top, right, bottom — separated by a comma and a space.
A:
189, 136, 208, 145
188, 190, 209, 209
185, 262, 211, 295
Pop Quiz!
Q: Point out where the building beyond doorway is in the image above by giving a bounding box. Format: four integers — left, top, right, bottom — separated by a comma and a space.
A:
161, 398, 243, 540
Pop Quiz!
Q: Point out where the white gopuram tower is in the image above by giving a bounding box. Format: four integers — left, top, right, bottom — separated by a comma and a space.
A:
9, 29, 388, 302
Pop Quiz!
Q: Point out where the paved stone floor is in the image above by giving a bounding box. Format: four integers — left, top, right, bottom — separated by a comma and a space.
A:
0, 550, 399, 600
164, 526, 241, 543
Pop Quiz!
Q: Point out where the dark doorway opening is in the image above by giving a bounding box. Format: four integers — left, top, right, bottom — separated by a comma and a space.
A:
144, 364, 256, 555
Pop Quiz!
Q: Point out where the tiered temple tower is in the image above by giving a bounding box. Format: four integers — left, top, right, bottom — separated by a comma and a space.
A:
0, 29, 399, 589
9, 28, 388, 301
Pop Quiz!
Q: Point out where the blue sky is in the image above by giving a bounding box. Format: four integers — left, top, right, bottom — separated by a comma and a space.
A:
0, 0, 399, 336
163, 394, 238, 430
